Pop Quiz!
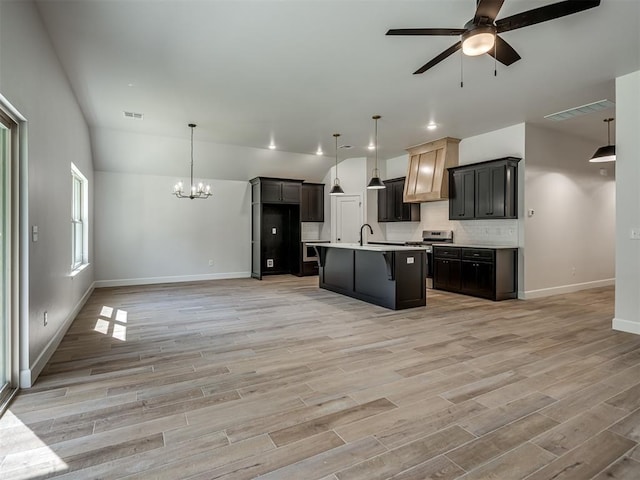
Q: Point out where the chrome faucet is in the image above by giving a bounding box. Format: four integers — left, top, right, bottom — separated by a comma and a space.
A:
359, 223, 373, 246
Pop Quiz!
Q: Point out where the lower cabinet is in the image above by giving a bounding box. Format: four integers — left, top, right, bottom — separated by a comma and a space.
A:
433, 246, 517, 301
433, 258, 461, 292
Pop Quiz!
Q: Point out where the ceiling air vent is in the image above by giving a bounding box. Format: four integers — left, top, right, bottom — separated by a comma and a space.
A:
123, 111, 144, 120
544, 99, 615, 122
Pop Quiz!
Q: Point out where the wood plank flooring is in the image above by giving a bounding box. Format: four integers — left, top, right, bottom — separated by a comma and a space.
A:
2, 276, 640, 479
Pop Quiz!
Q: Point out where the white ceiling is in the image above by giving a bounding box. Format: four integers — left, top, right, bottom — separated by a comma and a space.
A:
35, 0, 639, 180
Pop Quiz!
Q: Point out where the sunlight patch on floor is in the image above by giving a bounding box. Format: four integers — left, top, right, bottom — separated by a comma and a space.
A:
0, 411, 69, 478
93, 305, 128, 341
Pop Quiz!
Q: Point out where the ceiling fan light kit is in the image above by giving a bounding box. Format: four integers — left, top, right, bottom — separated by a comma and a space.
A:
386, 0, 601, 75
461, 25, 495, 56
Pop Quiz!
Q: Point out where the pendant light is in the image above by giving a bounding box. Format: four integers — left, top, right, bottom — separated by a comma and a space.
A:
329, 133, 345, 195
590, 118, 616, 163
367, 115, 385, 189
173, 123, 212, 199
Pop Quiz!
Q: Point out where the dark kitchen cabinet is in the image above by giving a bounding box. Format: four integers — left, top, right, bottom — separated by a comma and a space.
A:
475, 159, 518, 219
433, 246, 461, 292
433, 246, 517, 301
301, 183, 324, 222
378, 177, 420, 222
449, 169, 475, 220
433, 258, 461, 292
448, 157, 520, 220
461, 259, 494, 298
250, 177, 303, 279
257, 177, 302, 204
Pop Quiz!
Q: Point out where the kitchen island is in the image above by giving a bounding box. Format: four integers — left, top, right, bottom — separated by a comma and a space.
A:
309, 243, 427, 310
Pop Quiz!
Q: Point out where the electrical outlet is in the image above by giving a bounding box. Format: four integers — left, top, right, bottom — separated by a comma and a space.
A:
208, 259, 214, 266
267, 259, 274, 268
44, 311, 48, 326
631, 229, 640, 240
571, 267, 576, 277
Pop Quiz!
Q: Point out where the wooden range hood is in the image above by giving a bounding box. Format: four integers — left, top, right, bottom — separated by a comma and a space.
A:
403, 137, 460, 203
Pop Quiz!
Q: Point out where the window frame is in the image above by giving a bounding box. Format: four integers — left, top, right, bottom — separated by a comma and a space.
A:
71, 163, 88, 272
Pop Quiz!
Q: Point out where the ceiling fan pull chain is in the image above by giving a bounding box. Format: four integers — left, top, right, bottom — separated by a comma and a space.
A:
494, 40, 497, 77
460, 49, 464, 88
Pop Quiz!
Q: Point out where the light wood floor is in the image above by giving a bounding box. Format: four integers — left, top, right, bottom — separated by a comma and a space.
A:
2, 276, 640, 479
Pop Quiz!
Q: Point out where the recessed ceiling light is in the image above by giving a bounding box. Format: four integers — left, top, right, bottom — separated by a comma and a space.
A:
268, 142, 276, 150
427, 122, 437, 130
316, 147, 323, 155
368, 142, 375, 150
127, 83, 135, 87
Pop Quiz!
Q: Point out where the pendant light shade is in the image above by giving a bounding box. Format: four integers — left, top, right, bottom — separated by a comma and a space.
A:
329, 133, 345, 195
173, 124, 212, 199
367, 115, 386, 190
590, 118, 616, 163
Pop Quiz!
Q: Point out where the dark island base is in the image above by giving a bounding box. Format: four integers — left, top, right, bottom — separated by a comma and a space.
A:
316, 246, 426, 310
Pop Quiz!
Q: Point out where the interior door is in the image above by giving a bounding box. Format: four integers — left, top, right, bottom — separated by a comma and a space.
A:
335, 195, 362, 243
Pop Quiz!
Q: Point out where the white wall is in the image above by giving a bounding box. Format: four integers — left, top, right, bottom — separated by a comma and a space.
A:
0, 1, 95, 386
524, 124, 615, 297
92, 127, 331, 183
614, 70, 640, 335
95, 172, 251, 285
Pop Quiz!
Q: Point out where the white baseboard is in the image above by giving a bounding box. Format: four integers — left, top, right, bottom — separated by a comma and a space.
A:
21, 281, 96, 388
522, 278, 615, 299
94, 272, 252, 288
612, 317, 640, 336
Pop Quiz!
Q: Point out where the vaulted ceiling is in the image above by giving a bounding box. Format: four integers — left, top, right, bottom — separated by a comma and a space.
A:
36, 0, 640, 180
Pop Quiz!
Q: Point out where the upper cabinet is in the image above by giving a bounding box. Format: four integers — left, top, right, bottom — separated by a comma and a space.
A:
252, 177, 303, 204
403, 137, 460, 203
301, 183, 324, 222
449, 168, 475, 220
378, 177, 420, 222
448, 157, 520, 220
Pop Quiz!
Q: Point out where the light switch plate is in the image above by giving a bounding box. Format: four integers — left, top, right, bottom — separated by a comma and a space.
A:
631, 229, 640, 240
272, 228, 277, 235
407, 257, 414, 264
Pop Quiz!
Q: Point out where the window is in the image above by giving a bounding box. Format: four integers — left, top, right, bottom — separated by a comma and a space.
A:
71, 163, 88, 271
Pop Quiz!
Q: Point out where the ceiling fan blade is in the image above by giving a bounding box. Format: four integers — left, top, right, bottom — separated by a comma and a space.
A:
487, 35, 521, 66
496, 0, 600, 33
413, 41, 462, 74
386, 28, 466, 36
474, 0, 505, 24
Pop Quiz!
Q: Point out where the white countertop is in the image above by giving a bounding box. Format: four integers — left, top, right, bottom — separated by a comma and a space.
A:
307, 242, 429, 252
433, 243, 518, 249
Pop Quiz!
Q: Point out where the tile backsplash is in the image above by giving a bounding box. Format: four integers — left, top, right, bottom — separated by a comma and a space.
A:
384, 201, 519, 246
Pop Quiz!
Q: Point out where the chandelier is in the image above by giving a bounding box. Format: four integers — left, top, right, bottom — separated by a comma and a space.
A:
173, 123, 212, 199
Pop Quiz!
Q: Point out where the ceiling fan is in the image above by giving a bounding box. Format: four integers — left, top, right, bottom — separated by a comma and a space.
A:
386, 0, 601, 74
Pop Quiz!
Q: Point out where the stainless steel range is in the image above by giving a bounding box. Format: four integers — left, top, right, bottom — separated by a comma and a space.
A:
405, 230, 454, 287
